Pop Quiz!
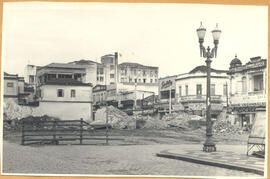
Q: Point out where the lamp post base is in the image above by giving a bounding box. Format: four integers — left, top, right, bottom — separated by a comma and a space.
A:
203, 143, 216, 152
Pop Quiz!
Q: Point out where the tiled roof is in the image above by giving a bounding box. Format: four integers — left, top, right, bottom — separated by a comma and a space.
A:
68, 59, 101, 65
43, 63, 86, 69
119, 62, 158, 69
189, 65, 228, 74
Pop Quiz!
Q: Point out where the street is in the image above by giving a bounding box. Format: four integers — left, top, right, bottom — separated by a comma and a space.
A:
2, 141, 260, 176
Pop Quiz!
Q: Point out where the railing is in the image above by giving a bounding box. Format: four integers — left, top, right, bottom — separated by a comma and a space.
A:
21, 118, 122, 145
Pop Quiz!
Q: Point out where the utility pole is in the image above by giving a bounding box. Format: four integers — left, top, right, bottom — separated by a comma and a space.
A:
169, 85, 172, 114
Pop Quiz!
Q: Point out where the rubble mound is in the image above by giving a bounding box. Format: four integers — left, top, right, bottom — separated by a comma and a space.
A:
92, 106, 136, 129
136, 115, 168, 129
213, 118, 243, 135
162, 112, 204, 130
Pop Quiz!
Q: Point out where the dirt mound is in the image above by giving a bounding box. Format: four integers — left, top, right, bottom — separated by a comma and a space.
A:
136, 115, 168, 129
162, 112, 204, 130
93, 106, 136, 129
213, 117, 245, 135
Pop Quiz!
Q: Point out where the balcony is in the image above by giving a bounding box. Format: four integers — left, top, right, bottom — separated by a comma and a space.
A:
180, 95, 222, 103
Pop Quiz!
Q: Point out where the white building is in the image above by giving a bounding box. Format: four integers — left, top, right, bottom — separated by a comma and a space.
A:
228, 55, 267, 127
38, 78, 93, 121
159, 65, 229, 116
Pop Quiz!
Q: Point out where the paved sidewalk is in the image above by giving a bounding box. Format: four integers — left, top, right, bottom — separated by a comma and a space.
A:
157, 145, 265, 176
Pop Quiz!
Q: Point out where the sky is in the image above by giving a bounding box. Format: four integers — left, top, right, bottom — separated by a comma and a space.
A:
2, 2, 268, 78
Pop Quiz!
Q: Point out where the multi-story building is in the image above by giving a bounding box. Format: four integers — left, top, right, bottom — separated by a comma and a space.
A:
38, 78, 93, 121
158, 65, 229, 116
4, 72, 35, 105
228, 55, 267, 127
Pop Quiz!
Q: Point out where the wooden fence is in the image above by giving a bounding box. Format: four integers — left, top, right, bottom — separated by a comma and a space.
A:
21, 118, 115, 145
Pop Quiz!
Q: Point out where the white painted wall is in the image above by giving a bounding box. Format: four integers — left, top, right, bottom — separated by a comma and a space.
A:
38, 101, 92, 121
40, 85, 92, 102
117, 83, 158, 95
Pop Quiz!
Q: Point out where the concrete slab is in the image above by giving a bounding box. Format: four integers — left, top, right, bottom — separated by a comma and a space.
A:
157, 147, 265, 176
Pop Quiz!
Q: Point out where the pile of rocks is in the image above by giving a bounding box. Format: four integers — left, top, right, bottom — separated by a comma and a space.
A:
213, 119, 243, 135
93, 106, 136, 129
162, 112, 203, 130
136, 115, 168, 129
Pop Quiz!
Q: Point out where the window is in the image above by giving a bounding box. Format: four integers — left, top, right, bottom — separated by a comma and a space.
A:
71, 89, 76, 98
155, 79, 157, 83
150, 71, 153, 77
29, 75, 35, 83
134, 79, 137, 83
185, 85, 188, 96
242, 77, 247, 93
196, 84, 202, 95
150, 79, 153, 83
134, 69, 137, 75
211, 84, 215, 95
143, 79, 146, 83
138, 79, 141, 82
97, 77, 99, 81
110, 65, 114, 70
7, 82, 14, 87
223, 84, 228, 96
179, 86, 182, 97
129, 78, 132, 82
143, 70, 146, 76
100, 77, 104, 82
57, 89, 64, 97
110, 74, 114, 78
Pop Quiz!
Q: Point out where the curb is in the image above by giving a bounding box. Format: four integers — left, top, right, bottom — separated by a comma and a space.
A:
156, 150, 264, 176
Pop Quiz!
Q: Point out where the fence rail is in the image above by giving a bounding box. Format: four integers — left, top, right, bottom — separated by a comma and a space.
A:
21, 118, 115, 145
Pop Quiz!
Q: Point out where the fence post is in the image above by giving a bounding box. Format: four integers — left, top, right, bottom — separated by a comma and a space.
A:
21, 120, 25, 145
53, 119, 56, 144
80, 118, 83, 145
106, 105, 109, 145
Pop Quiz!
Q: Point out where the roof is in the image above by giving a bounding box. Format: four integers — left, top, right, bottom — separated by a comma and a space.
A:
42, 78, 92, 87
68, 59, 101, 65
4, 72, 18, 77
230, 55, 242, 68
41, 63, 87, 70
119, 62, 158, 69
189, 65, 228, 74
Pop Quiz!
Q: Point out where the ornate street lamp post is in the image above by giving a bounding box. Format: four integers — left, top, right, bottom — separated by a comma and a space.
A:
196, 22, 221, 152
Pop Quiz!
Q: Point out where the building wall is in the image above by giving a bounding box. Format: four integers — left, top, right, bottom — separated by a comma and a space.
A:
175, 75, 229, 97
24, 65, 36, 85
18, 80, 25, 94
101, 54, 117, 85
85, 64, 97, 86
38, 101, 92, 121
117, 83, 158, 95
39, 85, 92, 102
118, 65, 158, 84
4, 78, 18, 97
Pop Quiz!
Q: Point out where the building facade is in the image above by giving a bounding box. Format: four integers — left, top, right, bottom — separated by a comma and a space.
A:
228, 56, 267, 127
158, 65, 229, 116
38, 78, 93, 121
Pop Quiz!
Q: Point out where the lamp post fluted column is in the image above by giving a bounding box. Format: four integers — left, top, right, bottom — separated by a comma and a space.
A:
196, 22, 221, 152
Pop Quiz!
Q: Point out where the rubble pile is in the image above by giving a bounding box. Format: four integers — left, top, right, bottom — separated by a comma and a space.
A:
3, 98, 42, 121
213, 118, 243, 135
136, 115, 168, 129
162, 112, 203, 130
93, 106, 136, 129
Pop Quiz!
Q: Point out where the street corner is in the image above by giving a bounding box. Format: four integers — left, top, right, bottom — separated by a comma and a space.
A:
156, 147, 265, 176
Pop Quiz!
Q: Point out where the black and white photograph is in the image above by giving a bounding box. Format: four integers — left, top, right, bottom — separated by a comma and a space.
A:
1, 1, 268, 178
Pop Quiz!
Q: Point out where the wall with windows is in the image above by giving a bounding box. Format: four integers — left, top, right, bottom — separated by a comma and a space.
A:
39, 84, 92, 102
175, 76, 229, 97
4, 78, 18, 97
